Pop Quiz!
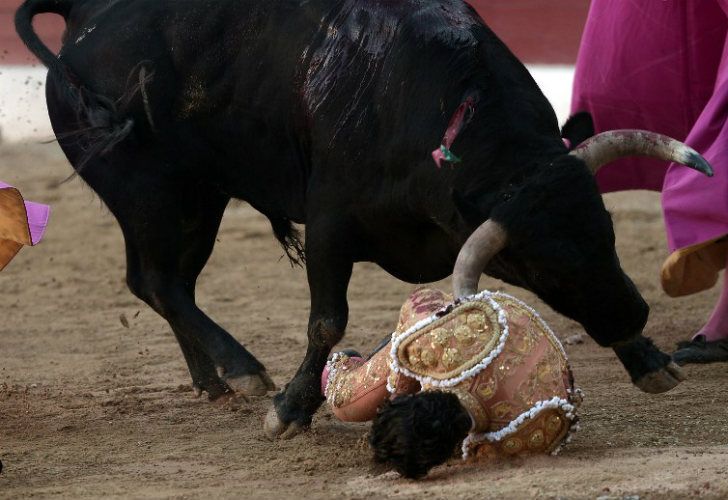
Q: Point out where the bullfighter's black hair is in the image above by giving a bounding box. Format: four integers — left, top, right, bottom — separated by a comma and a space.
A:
369, 391, 471, 479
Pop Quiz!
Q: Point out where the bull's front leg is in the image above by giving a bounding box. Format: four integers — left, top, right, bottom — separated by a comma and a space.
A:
264, 216, 353, 439
613, 336, 686, 393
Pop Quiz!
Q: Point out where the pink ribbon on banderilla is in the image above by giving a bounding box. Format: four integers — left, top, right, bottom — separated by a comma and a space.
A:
432, 93, 478, 168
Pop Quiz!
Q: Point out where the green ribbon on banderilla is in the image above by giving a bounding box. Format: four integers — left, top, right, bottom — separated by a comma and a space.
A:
439, 145, 462, 164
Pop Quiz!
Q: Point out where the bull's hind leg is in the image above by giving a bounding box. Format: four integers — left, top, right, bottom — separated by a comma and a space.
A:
58, 145, 274, 399
115, 180, 276, 399
121, 225, 246, 400
45, 73, 274, 398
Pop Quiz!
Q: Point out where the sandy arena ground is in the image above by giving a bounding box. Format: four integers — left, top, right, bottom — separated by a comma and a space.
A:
1, 127, 728, 497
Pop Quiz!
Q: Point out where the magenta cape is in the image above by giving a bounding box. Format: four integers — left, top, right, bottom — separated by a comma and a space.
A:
0, 181, 50, 271
572, 0, 728, 295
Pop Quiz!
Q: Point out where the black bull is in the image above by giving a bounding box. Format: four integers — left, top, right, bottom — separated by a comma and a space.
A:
15, 0, 709, 438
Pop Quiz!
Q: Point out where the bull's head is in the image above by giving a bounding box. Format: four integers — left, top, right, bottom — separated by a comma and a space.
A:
452, 126, 712, 393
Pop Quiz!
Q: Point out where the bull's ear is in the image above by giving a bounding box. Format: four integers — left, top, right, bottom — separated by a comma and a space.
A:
452, 189, 483, 227
561, 111, 594, 150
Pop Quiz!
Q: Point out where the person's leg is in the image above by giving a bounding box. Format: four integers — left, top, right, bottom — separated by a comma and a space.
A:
673, 254, 728, 364
697, 271, 728, 342
664, 9, 728, 363
572, 2, 728, 364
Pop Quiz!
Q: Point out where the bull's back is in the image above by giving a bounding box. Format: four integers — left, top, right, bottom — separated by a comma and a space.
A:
51, 0, 324, 218
299, 0, 489, 162
50, 0, 549, 222
59, 0, 309, 129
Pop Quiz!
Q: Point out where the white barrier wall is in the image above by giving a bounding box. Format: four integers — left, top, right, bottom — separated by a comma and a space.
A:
0, 66, 52, 142
0, 65, 575, 143
531, 65, 575, 127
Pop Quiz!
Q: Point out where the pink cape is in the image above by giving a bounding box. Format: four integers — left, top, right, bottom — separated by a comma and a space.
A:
0, 181, 50, 271
572, 0, 728, 295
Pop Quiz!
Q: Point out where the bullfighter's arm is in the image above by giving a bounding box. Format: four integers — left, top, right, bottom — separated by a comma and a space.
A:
323, 287, 450, 421
323, 344, 419, 422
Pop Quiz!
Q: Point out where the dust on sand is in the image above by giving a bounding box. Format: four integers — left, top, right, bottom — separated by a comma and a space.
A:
1, 142, 727, 499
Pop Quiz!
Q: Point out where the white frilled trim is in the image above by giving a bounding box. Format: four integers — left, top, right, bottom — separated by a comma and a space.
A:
549, 418, 581, 457
566, 386, 585, 407
387, 290, 510, 392
460, 396, 578, 459
385, 373, 397, 394
489, 291, 569, 361
323, 352, 347, 400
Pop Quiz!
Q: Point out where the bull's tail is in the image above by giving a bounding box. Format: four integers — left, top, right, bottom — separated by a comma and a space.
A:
15, 0, 75, 72
15, 0, 135, 171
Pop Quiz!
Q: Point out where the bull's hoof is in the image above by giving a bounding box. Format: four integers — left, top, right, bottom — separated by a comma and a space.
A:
614, 336, 686, 394
263, 406, 307, 440
634, 362, 686, 394
214, 365, 276, 397
192, 378, 233, 400
224, 371, 276, 397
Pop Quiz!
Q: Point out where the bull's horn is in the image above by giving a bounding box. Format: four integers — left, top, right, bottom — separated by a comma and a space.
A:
569, 130, 714, 177
453, 219, 508, 299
